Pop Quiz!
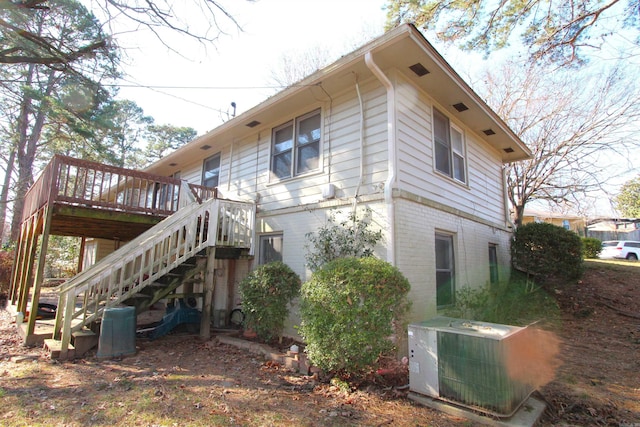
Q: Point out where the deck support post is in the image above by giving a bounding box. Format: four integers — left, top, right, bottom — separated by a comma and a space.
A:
15, 215, 38, 312
25, 206, 53, 343
200, 247, 216, 340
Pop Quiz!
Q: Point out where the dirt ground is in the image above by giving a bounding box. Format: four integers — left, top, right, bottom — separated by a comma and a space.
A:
0, 260, 639, 426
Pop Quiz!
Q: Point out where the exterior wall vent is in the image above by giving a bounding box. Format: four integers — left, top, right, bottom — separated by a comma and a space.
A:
453, 102, 469, 112
246, 120, 261, 128
200, 144, 211, 150
483, 128, 496, 136
409, 63, 430, 77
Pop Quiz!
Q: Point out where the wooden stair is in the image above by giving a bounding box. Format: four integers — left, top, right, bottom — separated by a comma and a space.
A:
50, 198, 255, 359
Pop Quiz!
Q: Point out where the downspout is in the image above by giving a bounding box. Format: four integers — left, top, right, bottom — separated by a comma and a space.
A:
227, 139, 234, 195
352, 76, 364, 215
502, 164, 514, 230
365, 52, 397, 266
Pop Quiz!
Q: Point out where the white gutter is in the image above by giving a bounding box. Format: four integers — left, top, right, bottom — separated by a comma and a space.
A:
365, 52, 397, 266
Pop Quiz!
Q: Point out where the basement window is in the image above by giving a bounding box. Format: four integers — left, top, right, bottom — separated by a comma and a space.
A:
259, 233, 283, 264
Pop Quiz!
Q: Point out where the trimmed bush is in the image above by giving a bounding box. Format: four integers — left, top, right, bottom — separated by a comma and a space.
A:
511, 222, 583, 284
299, 257, 411, 375
239, 262, 301, 341
582, 237, 602, 259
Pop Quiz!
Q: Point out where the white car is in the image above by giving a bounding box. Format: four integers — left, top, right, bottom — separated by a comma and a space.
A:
599, 240, 640, 260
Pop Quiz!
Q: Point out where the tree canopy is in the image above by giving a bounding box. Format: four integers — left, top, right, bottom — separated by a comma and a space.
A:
615, 176, 640, 217
0, 0, 201, 241
0, 0, 246, 68
385, 0, 640, 65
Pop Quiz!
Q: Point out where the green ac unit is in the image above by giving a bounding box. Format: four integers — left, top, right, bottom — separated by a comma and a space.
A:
408, 316, 536, 417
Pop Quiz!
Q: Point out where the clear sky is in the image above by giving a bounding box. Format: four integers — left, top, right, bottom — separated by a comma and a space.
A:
113, 0, 388, 135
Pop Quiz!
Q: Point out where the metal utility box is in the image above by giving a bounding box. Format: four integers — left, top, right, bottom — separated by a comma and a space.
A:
408, 316, 536, 417
97, 306, 136, 358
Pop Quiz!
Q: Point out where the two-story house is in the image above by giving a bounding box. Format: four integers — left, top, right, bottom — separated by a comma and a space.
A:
11, 23, 530, 356
141, 23, 530, 333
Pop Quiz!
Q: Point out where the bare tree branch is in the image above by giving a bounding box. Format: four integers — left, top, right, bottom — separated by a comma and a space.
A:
0, 0, 247, 67
476, 60, 640, 225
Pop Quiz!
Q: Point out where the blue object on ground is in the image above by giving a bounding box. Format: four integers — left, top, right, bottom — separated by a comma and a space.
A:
149, 300, 201, 340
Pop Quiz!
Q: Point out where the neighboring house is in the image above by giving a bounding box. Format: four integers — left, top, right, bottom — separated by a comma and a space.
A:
142, 23, 530, 333
521, 209, 587, 236
10, 24, 530, 355
586, 218, 640, 241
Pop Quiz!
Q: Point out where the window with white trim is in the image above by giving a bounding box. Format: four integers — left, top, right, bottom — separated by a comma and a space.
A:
272, 109, 321, 179
435, 233, 455, 307
259, 234, 283, 264
202, 153, 221, 188
433, 108, 466, 183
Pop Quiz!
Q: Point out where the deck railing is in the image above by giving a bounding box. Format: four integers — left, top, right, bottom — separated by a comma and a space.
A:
22, 155, 217, 222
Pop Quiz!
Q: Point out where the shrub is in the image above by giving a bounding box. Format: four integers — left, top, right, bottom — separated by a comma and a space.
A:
582, 237, 602, 259
298, 257, 411, 375
443, 272, 561, 327
0, 249, 14, 298
304, 208, 382, 272
511, 222, 583, 285
443, 285, 490, 319
239, 262, 301, 342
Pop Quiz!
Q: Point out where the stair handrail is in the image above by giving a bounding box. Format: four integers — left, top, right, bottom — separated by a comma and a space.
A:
56, 198, 204, 295
54, 197, 254, 358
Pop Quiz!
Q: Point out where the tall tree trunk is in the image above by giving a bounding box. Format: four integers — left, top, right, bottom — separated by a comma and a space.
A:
10, 65, 57, 240
0, 148, 16, 244
513, 203, 525, 228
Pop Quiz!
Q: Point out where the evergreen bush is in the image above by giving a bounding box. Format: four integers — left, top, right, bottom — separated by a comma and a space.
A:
582, 237, 602, 259
511, 222, 583, 285
298, 257, 411, 375
239, 262, 301, 341
304, 208, 382, 272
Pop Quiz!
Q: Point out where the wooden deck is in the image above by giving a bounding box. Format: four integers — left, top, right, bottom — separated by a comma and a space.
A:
10, 155, 220, 344
21, 155, 216, 240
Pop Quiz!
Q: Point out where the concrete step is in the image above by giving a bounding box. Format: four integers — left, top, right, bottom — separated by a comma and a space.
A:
72, 329, 98, 356
44, 339, 75, 360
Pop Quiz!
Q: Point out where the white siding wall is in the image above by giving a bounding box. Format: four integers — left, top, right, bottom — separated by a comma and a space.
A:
174, 76, 389, 211
82, 238, 120, 270
394, 72, 507, 226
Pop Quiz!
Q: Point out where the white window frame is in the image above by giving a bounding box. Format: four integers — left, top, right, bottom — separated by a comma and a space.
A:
433, 107, 467, 184
202, 153, 221, 188
271, 109, 321, 180
435, 232, 455, 307
258, 233, 283, 265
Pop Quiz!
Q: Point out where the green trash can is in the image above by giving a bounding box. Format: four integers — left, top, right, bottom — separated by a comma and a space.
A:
97, 306, 136, 358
